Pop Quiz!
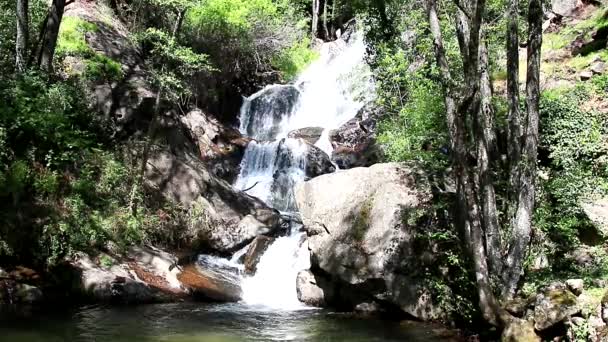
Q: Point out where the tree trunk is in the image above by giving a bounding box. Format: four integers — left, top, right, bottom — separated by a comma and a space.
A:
16, 0, 29, 73
502, 0, 542, 299
37, 0, 66, 73
312, 0, 320, 39
322, 0, 330, 40
172, 9, 186, 40
477, 39, 502, 276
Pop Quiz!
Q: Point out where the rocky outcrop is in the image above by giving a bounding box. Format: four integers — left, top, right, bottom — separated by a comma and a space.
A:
145, 149, 281, 253
329, 104, 384, 169
550, 0, 580, 17
180, 109, 250, 183
294, 163, 439, 320
288, 127, 324, 145
301, 141, 336, 179
73, 247, 185, 303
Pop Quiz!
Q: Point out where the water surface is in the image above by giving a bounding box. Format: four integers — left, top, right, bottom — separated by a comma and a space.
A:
0, 303, 461, 341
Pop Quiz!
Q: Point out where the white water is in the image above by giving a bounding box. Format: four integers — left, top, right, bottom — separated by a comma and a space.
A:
199, 33, 374, 310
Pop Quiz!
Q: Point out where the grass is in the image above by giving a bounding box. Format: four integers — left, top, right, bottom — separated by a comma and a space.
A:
57, 16, 98, 57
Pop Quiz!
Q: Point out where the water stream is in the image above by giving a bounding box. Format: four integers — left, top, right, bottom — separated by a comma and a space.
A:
229, 33, 373, 309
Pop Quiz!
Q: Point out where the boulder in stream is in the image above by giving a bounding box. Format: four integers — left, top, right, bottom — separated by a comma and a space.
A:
243, 236, 275, 275
295, 163, 441, 320
288, 127, 324, 145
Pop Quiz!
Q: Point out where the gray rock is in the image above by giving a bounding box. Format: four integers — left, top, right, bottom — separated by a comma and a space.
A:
145, 149, 280, 253
551, 0, 579, 17
296, 270, 330, 306
74, 247, 184, 303
533, 283, 580, 331
177, 263, 241, 302
580, 70, 594, 81
566, 279, 585, 296
582, 198, 608, 241
295, 163, 440, 320
603, 290, 608, 323
243, 236, 275, 275
287, 127, 324, 145
590, 62, 607, 75
301, 141, 336, 179
505, 297, 531, 317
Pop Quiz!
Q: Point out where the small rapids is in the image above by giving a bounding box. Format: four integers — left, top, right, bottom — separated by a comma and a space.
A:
198, 32, 374, 310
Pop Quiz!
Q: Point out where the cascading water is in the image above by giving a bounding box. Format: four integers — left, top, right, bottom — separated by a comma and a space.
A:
197, 32, 374, 310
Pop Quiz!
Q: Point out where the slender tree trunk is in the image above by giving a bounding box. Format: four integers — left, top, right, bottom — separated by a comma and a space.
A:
37, 0, 66, 73
16, 0, 29, 73
322, 0, 330, 40
477, 40, 502, 277
312, 0, 320, 39
172, 9, 186, 40
506, 0, 521, 174
502, 0, 542, 299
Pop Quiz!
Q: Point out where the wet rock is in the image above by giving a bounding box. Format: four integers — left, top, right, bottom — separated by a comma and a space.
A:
501, 319, 540, 342
329, 104, 384, 169
295, 163, 440, 320
240, 85, 301, 140
533, 283, 580, 331
287, 127, 324, 145
145, 149, 281, 253
302, 141, 336, 178
243, 236, 275, 275
354, 301, 383, 315
177, 264, 241, 302
566, 279, 584, 296
296, 270, 331, 306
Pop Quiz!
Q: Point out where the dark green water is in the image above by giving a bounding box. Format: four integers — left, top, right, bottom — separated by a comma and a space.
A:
0, 303, 462, 341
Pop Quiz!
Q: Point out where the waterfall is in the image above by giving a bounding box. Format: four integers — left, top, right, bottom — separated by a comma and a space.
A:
197, 32, 373, 310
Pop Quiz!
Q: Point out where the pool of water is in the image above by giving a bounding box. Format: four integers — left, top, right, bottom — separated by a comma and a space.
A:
0, 303, 462, 341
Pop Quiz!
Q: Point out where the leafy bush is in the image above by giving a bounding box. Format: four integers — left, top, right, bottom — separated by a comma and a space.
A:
271, 38, 318, 80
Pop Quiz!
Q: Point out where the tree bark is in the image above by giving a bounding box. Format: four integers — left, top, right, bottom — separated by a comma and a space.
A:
16, 0, 29, 73
312, 0, 320, 40
37, 0, 66, 73
502, 0, 542, 299
172, 9, 186, 39
477, 39, 502, 277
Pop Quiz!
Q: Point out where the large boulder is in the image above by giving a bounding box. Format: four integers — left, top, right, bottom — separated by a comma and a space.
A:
73, 247, 185, 303
180, 109, 251, 183
145, 149, 281, 253
550, 0, 580, 17
329, 104, 384, 169
294, 163, 439, 320
533, 282, 580, 331
177, 263, 241, 302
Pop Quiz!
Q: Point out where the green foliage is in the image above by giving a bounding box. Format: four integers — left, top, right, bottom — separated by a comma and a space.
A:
84, 54, 124, 81
56, 17, 99, 57
271, 38, 318, 80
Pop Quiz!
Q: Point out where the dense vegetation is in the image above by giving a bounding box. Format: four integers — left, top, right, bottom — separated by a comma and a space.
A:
1, 0, 607, 338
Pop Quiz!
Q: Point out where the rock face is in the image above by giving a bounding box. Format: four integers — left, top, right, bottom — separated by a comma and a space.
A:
533, 283, 580, 331
302, 141, 336, 179
145, 149, 281, 253
288, 127, 324, 145
295, 163, 438, 320
243, 236, 275, 275
180, 109, 250, 183
329, 104, 384, 169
